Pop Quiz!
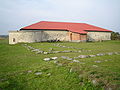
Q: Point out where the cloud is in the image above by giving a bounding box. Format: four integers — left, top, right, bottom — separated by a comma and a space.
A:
0, 0, 120, 34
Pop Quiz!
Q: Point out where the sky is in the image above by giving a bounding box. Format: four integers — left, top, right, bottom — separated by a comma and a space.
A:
0, 0, 120, 35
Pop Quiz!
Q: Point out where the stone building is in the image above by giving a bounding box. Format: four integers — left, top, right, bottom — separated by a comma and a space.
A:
9, 21, 112, 44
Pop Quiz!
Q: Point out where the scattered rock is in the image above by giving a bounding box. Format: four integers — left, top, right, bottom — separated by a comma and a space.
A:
92, 80, 98, 85
43, 52, 48, 54
61, 56, 68, 59
62, 50, 72, 53
78, 50, 82, 52
96, 53, 105, 56
52, 51, 61, 53
89, 55, 96, 57
54, 60, 58, 63
78, 55, 89, 58
35, 72, 42, 75
67, 58, 73, 60
36, 51, 44, 54
31, 49, 40, 52
94, 61, 102, 63
27, 70, 32, 73
47, 73, 51, 76
61, 56, 73, 60
51, 57, 58, 60
107, 52, 113, 55
43, 58, 51, 61
73, 60, 80, 63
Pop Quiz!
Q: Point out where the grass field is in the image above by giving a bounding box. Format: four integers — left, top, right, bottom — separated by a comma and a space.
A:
0, 39, 120, 90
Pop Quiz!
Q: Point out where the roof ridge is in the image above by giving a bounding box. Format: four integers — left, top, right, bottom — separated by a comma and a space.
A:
40, 21, 86, 24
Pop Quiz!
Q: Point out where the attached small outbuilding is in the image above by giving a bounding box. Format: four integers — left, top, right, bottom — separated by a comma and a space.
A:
9, 21, 112, 44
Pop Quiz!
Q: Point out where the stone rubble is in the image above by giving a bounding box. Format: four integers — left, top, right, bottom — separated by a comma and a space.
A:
22, 44, 120, 65
22, 44, 93, 55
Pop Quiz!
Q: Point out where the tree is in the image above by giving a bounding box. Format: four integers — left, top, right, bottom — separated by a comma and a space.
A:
111, 32, 120, 40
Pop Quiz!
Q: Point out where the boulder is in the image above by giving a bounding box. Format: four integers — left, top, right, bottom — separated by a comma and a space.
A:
43, 58, 51, 61
51, 57, 58, 60
43, 52, 48, 54
35, 72, 42, 75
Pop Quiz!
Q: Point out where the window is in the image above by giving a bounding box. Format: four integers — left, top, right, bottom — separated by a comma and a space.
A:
13, 38, 15, 42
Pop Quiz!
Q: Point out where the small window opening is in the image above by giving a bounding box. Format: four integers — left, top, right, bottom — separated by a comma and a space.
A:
13, 38, 15, 42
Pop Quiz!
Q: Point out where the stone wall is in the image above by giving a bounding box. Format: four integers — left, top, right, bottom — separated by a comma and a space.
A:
9, 30, 69, 44
9, 31, 43, 44
41, 31, 69, 41
9, 30, 111, 44
87, 32, 111, 41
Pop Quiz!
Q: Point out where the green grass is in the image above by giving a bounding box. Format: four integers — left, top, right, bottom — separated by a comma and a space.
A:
0, 39, 120, 90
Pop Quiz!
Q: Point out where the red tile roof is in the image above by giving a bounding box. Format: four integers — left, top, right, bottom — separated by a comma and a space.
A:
20, 21, 112, 34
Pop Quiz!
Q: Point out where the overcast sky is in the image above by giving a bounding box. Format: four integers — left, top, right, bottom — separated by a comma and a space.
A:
0, 0, 120, 35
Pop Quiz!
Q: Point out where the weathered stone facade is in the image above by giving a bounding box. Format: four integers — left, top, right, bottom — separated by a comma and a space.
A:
87, 31, 111, 41
9, 30, 111, 44
9, 30, 69, 44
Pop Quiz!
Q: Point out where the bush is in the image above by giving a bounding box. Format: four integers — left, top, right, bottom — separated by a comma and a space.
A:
111, 32, 120, 40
